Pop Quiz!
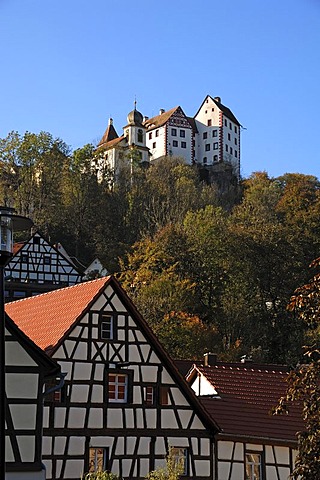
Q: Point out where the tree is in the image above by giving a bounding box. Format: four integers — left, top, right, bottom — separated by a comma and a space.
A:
274, 258, 320, 479
145, 447, 184, 480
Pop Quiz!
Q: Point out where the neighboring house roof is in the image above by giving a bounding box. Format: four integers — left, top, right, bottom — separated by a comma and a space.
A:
187, 362, 304, 445
13, 242, 25, 255
6, 313, 60, 378
5, 277, 110, 351
6, 275, 220, 434
144, 107, 180, 129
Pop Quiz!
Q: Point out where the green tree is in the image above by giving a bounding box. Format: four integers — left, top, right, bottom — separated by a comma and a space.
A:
146, 447, 184, 480
274, 258, 320, 479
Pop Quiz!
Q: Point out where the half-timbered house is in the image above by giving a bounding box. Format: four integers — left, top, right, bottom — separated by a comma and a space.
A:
5, 231, 83, 301
184, 354, 304, 480
6, 276, 219, 480
5, 314, 61, 479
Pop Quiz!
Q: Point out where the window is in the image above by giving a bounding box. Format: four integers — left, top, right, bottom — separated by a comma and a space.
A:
159, 386, 169, 405
108, 373, 129, 403
213, 155, 218, 162
228, 133, 231, 141
44, 255, 51, 265
173, 140, 178, 147
245, 453, 262, 480
181, 142, 186, 148
89, 448, 108, 473
149, 132, 152, 140
155, 130, 159, 137
207, 119, 212, 127
171, 128, 177, 136
144, 386, 154, 405
213, 143, 218, 150
171, 448, 189, 476
203, 132, 207, 139
45, 379, 67, 403
153, 142, 156, 149
235, 125, 238, 133
21, 253, 28, 263
33, 236, 40, 245
235, 150, 238, 157
235, 138, 238, 145
230, 147, 233, 155
137, 129, 143, 143
205, 144, 210, 151
224, 119, 227, 126
212, 107, 214, 111
203, 157, 207, 164
226, 144, 228, 152
180, 130, 185, 138
100, 314, 114, 340
212, 130, 218, 137
229, 122, 232, 129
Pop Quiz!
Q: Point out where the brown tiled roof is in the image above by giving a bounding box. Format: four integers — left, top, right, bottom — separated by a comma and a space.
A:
6, 277, 111, 351
144, 107, 179, 129
98, 122, 119, 147
12, 242, 25, 255
187, 363, 304, 444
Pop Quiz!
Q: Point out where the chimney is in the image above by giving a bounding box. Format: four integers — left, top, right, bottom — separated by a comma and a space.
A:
143, 116, 149, 122
159, 108, 165, 115
213, 96, 221, 103
108, 118, 113, 125
203, 352, 217, 366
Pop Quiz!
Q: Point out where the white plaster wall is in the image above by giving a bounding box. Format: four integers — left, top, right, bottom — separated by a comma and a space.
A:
6, 374, 38, 399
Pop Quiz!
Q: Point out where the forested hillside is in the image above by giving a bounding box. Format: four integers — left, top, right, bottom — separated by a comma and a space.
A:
1, 130, 320, 363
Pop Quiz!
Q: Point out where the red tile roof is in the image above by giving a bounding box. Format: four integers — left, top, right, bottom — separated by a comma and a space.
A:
12, 242, 25, 254
98, 123, 119, 147
144, 107, 179, 129
187, 363, 304, 444
6, 277, 111, 351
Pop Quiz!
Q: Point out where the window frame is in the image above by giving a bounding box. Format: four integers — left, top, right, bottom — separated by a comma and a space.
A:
171, 447, 189, 476
89, 447, 108, 473
171, 128, 177, 136
180, 129, 186, 138
181, 141, 187, 149
245, 451, 263, 480
137, 129, 143, 143
144, 385, 155, 405
99, 313, 115, 340
172, 140, 178, 147
106, 370, 133, 404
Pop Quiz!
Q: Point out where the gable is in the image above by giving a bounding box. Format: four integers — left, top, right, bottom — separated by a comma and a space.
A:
5, 232, 83, 288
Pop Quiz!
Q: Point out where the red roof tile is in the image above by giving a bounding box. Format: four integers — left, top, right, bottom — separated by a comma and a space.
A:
6, 277, 111, 351
187, 363, 304, 444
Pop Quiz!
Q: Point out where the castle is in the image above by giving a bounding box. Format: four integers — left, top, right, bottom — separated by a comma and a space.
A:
94, 95, 241, 180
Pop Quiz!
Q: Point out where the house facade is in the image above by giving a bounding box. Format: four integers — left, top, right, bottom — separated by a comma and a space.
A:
6, 277, 218, 480
5, 314, 61, 479
184, 354, 303, 480
96, 95, 240, 180
5, 231, 83, 301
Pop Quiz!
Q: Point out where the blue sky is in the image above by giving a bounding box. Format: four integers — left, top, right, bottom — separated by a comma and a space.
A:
1, 0, 320, 179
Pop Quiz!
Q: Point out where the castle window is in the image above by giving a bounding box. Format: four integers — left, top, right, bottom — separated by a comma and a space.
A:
235, 138, 238, 145
228, 133, 231, 141
235, 125, 238, 133
100, 314, 114, 340
212, 130, 218, 137
205, 144, 210, 151
180, 130, 185, 138
235, 150, 238, 157
203, 132, 207, 139
203, 157, 207, 164
149, 132, 152, 140
89, 448, 108, 473
171, 128, 177, 136
213, 143, 218, 150
173, 140, 178, 147
207, 119, 212, 127
230, 147, 233, 155
153, 142, 156, 149
181, 142, 186, 148
245, 453, 262, 480
229, 122, 232, 129
155, 130, 159, 137
213, 155, 218, 162
44, 255, 51, 265
224, 119, 227, 126
137, 129, 143, 143
226, 144, 229, 152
